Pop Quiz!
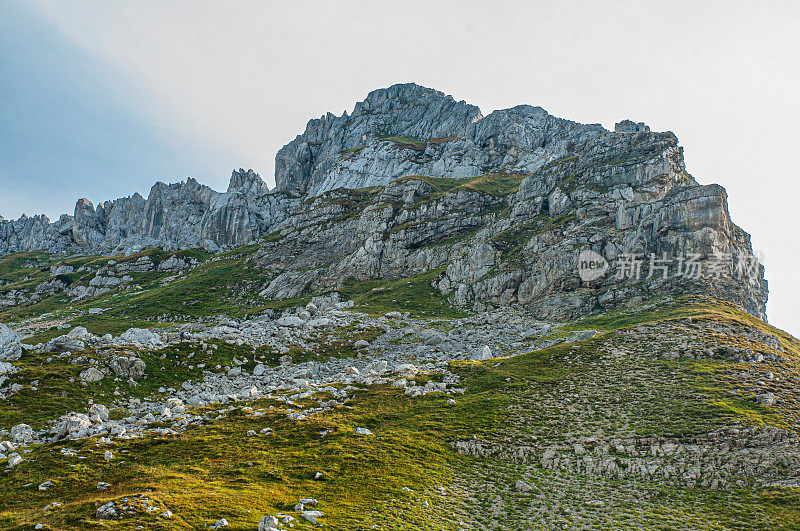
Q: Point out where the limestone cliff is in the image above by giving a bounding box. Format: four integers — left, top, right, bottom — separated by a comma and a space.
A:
0, 83, 768, 320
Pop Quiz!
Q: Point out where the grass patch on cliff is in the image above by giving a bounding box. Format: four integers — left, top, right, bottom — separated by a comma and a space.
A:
339, 268, 469, 318
392, 172, 528, 203
84, 245, 290, 321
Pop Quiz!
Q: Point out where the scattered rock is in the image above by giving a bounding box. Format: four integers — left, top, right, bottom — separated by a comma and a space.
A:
515, 479, 533, 492
80, 367, 105, 383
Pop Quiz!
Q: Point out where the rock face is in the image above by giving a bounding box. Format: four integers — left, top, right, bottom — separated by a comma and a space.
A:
0, 83, 768, 320
70, 170, 299, 254
0, 169, 299, 256
275, 83, 483, 195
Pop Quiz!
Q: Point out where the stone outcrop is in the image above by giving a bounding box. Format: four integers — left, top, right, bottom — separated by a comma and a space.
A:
254, 86, 768, 320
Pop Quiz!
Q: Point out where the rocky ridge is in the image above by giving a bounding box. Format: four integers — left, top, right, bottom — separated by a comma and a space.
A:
0, 83, 768, 323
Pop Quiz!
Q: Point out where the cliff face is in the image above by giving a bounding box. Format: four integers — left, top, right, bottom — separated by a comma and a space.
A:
0, 83, 768, 320
0, 169, 299, 256
274, 83, 483, 195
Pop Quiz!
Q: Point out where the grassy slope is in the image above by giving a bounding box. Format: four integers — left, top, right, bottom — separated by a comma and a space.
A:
2, 297, 800, 528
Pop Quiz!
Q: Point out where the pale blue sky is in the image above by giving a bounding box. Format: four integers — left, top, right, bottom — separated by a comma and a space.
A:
0, 2, 234, 219
1, 0, 798, 335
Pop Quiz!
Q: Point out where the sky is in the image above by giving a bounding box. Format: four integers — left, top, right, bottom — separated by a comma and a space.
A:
0, 0, 798, 334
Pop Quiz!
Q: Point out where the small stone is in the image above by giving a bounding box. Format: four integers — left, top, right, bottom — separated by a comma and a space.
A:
258, 515, 279, 531
757, 392, 777, 406
353, 427, 373, 436
96, 501, 117, 519
515, 479, 533, 492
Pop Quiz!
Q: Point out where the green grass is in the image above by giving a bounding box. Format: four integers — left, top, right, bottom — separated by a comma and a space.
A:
75, 246, 298, 321
392, 172, 528, 202
339, 268, 468, 318
490, 212, 576, 266
2, 298, 800, 528
0, 385, 461, 529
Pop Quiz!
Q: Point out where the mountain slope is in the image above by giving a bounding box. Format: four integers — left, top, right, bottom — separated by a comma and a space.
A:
0, 84, 791, 530
0, 292, 799, 529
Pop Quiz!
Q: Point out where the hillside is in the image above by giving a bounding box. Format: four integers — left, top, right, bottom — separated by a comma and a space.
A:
0, 84, 794, 529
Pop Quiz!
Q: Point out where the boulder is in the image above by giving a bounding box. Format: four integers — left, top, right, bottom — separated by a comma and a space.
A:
258, 515, 280, 531
10, 423, 34, 444
96, 502, 117, 519
116, 328, 162, 348
44, 335, 85, 353
88, 404, 109, 422
108, 356, 146, 379
276, 315, 305, 328
354, 339, 369, 349
80, 367, 105, 383
54, 413, 92, 440
0, 324, 22, 360
364, 359, 387, 375
419, 329, 446, 346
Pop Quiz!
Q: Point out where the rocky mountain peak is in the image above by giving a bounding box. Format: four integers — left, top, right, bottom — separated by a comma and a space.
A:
274, 83, 483, 195
227, 168, 268, 196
